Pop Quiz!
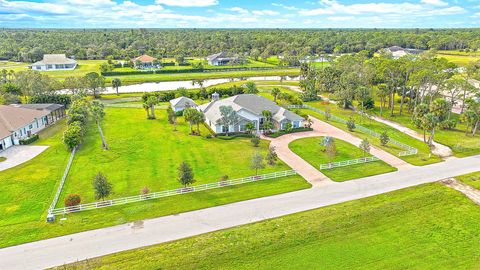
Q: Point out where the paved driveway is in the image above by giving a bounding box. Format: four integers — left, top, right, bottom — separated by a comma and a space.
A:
0, 146, 48, 172
1, 154, 478, 270
265, 116, 413, 186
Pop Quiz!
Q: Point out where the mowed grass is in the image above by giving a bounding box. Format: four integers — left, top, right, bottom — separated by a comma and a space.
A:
60, 107, 302, 203
55, 181, 480, 270
0, 107, 310, 248
370, 105, 480, 158
300, 101, 443, 166
289, 137, 396, 181
5, 60, 106, 80
103, 68, 300, 85
437, 50, 480, 66
456, 172, 480, 190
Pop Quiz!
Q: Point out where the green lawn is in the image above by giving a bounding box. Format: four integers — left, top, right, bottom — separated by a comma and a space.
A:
104, 68, 299, 85
0, 107, 310, 248
55, 179, 480, 270
301, 101, 443, 166
437, 50, 480, 66
370, 106, 480, 158
5, 60, 106, 80
289, 137, 396, 181
456, 172, 480, 190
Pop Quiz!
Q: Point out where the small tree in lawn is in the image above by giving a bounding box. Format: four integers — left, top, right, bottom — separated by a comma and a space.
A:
216, 105, 238, 136
145, 95, 158, 119
167, 106, 177, 131
266, 146, 278, 165
93, 172, 112, 201
63, 121, 82, 150
64, 194, 81, 207
325, 107, 331, 121
305, 117, 313, 128
244, 81, 258, 94
141, 186, 150, 199
177, 162, 195, 188
183, 107, 197, 134
347, 117, 356, 132
380, 131, 390, 146
251, 152, 265, 175
284, 122, 293, 132
111, 78, 121, 95
325, 138, 336, 164
251, 135, 260, 147
90, 100, 108, 150
359, 138, 371, 158
193, 110, 205, 135
271, 88, 280, 103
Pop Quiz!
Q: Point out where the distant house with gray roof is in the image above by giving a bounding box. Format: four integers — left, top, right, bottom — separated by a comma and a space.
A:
30, 54, 77, 71
206, 52, 237, 66
198, 94, 304, 134
381, 46, 424, 59
169, 96, 197, 112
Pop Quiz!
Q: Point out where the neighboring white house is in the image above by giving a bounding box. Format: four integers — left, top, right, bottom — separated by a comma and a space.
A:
381, 46, 424, 59
198, 93, 304, 134
169, 96, 197, 112
30, 54, 77, 71
299, 55, 332, 63
206, 52, 236, 66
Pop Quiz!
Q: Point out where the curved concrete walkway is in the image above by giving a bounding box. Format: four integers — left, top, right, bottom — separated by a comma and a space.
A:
0, 146, 48, 172
264, 116, 413, 186
367, 114, 453, 158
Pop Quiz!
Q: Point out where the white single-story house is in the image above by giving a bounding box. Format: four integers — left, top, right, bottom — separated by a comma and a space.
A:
169, 96, 197, 112
0, 104, 65, 151
206, 52, 237, 66
381, 46, 424, 59
198, 93, 304, 134
30, 54, 77, 71
132, 55, 159, 69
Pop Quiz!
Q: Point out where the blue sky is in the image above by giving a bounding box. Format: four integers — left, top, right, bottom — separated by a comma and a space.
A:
0, 0, 479, 28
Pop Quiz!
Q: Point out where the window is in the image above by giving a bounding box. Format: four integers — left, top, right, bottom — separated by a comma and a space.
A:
293, 121, 300, 128
222, 125, 229, 133
29, 124, 33, 129
239, 124, 246, 132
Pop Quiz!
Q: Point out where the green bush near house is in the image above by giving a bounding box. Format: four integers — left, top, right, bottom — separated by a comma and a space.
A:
19, 134, 39, 145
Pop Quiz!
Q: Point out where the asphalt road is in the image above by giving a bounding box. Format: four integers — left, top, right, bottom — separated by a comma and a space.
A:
1, 154, 479, 270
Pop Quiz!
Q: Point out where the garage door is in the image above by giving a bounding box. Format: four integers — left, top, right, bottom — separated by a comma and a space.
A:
3, 136, 13, 149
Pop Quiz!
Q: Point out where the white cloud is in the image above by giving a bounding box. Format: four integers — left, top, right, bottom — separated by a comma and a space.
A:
327, 16, 354, 21
272, 3, 298, 11
229, 7, 249, 14
154, 0, 218, 7
252, 10, 280, 16
300, 0, 464, 16
421, 0, 449, 6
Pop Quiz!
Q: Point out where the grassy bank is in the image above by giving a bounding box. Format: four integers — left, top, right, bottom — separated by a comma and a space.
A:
55, 179, 480, 270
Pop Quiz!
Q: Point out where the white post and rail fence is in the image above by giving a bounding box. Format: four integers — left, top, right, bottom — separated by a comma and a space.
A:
319, 156, 379, 170
287, 104, 418, 157
49, 170, 297, 216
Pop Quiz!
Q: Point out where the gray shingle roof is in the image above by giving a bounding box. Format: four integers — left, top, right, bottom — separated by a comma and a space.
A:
0, 105, 49, 139
10, 103, 64, 112
169, 97, 197, 109
31, 54, 76, 66
200, 94, 304, 123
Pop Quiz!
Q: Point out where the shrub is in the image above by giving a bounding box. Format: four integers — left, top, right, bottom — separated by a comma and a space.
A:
19, 134, 39, 145
64, 194, 81, 207
439, 119, 457, 130
251, 135, 260, 147
380, 131, 390, 146
347, 117, 356, 132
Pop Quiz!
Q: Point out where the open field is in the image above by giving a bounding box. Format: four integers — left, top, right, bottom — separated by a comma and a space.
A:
4, 60, 106, 80
104, 68, 299, 85
56, 178, 480, 270
0, 107, 309, 248
370, 106, 480, 158
437, 50, 480, 66
289, 137, 396, 181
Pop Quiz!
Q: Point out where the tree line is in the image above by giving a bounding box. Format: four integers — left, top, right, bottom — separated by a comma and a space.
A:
2, 29, 480, 63
300, 50, 480, 144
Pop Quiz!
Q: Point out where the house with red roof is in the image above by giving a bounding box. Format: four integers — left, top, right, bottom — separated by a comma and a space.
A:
132, 54, 159, 69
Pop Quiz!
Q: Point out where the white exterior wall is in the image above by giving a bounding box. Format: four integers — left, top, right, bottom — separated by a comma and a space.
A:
31, 64, 77, 71
12, 116, 47, 144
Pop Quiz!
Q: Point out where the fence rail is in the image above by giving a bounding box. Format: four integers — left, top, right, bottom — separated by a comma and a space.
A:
288, 104, 418, 157
50, 170, 297, 216
48, 147, 76, 216
319, 156, 379, 170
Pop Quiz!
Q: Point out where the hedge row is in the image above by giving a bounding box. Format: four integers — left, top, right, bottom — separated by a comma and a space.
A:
101, 66, 280, 76
19, 134, 39, 145
267, 127, 313, 138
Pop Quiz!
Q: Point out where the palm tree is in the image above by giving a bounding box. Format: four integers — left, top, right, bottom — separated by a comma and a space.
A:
271, 88, 280, 103
145, 96, 158, 119
111, 78, 121, 95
